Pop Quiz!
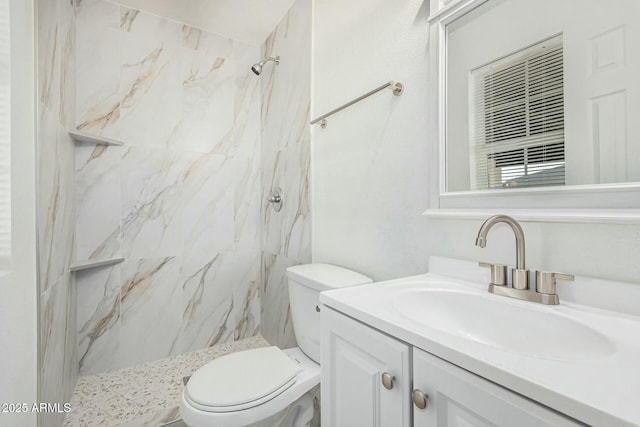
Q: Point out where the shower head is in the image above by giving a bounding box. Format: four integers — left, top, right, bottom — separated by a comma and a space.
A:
251, 56, 280, 76
251, 63, 262, 75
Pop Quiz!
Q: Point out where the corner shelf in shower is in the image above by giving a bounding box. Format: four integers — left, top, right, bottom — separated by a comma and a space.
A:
69, 257, 125, 273
69, 130, 124, 146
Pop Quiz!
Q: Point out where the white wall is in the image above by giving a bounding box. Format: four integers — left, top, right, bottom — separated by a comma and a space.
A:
313, 0, 640, 285
0, 0, 38, 425
427, 218, 640, 284
313, 0, 431, 281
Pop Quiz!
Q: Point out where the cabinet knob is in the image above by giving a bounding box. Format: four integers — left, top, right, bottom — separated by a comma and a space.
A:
413, 389, 429, 410
381, 372, 395, 390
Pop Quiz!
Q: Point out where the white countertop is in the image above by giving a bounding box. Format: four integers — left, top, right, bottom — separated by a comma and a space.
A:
320, 257, 640, 427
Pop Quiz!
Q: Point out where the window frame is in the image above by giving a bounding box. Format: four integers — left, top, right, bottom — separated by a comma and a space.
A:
425, 0, 640, 223
470, 35, 565, 190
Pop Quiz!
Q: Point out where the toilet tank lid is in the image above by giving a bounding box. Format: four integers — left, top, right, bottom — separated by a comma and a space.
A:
286, 263, 372, 291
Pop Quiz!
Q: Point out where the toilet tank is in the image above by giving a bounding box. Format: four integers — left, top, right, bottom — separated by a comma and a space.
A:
286, 263, 372, 363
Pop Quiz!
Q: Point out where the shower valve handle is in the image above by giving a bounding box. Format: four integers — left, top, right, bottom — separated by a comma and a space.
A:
267, 187, 283, 212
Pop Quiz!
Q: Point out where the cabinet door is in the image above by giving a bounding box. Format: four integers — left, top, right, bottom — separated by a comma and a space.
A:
321, 307, 411, 427
412, 348, 583, 427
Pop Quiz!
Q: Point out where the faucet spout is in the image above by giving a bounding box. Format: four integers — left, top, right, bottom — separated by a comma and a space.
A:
475, 215, 526, 270
475, 235, 487, 248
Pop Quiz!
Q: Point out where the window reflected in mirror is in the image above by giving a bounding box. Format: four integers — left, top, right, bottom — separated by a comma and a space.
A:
472, 35, 564, 189
445, 0, 640, 193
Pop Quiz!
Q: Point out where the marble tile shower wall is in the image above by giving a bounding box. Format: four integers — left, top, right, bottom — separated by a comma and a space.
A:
260, 0, 312, 348
37, 0, 78, 426
74, 0, 263, 375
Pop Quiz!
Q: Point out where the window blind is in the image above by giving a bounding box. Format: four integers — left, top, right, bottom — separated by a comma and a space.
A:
471, 35, 565, 190
0, 0, 11, 262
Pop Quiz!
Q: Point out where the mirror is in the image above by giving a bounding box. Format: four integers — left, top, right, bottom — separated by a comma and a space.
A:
445, 0, 640, 193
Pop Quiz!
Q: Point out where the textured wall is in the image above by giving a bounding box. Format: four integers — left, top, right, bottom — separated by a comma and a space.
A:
74, 0, 262, 375
260, 0, 312, 348
313, 0, 431, 281
312, 0, 640, 286
37, 0, 78, 425
426, 219, 640, 284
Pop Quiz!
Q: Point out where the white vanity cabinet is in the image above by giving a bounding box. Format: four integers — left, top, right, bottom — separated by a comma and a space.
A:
322, 306, 584, 427
412, 348, 583, 427
321, 307, 412, 427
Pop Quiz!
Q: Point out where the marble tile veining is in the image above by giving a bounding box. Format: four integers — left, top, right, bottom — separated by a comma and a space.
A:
59, 0, 76, 130
260, 0, 312, 348
38, 105, 76, 294
75, 1, 267, 374
75, 0, 312, 375
233, 251, 262, 340
174, 252, 236, 354
38, 1, 78, 425
182, 48, 235, 154
77, 265, 122, 376
120, 6, 182, 43
234, 154, 262, 255
233, 44, 262, 258
75, 144, 123, 260
75, 0, 121, 137
37, 0, 60, 115
182, 26, 234, 55
118, 257, 182, 367
64, 336, 269, 427
261, 253, 298, 349
181, 151, 235, 257
117, 32, 183, 149
281, 136, 312, 263
262, 147, 285, 256
120, 147, 188, 259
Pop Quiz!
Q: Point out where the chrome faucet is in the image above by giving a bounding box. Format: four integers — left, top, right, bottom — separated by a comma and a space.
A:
475, 215, 526, 269
476, 214, 529, 289
476, 214, 574, 305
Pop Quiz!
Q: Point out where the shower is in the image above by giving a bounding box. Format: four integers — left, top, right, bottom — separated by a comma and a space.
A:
251, 56, 280, 75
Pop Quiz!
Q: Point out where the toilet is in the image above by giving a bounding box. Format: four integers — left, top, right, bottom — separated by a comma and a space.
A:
180, 263, 372, 427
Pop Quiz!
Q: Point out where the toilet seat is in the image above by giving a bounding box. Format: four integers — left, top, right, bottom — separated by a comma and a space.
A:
180, 347, 320, 427
184, 347, 300, 413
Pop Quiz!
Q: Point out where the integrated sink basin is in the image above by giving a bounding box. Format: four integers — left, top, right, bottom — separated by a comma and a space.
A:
320, 257, 640, 427
393, 286, 616, 360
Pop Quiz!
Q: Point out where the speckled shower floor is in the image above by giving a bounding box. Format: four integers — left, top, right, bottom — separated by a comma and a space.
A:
63, 336, 270, 427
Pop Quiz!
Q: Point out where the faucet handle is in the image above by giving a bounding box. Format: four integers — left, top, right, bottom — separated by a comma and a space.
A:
535, 271, 574, 295
479, 262, 508, 286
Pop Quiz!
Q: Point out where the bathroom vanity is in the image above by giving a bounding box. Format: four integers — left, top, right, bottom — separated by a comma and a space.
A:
320, 257, 640, 427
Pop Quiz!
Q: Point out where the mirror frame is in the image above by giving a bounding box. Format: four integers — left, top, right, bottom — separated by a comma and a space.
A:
424, 0, 640, 223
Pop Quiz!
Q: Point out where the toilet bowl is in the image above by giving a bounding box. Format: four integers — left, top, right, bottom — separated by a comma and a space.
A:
180, 263, 372, 427
180, 347, 319, 427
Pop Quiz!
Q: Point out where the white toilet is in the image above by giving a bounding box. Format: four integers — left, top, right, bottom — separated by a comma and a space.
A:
180, 263, 372, 427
